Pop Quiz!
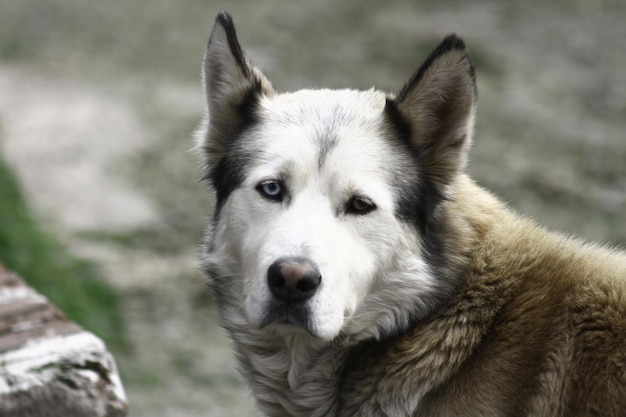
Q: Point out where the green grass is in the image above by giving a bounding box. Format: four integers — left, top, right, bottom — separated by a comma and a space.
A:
0, 155, 126, 349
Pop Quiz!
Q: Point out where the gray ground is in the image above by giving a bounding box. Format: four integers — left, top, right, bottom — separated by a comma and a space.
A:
1, 1, 625, 416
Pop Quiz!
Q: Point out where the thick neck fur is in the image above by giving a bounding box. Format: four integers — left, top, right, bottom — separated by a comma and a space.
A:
230, 327, 345, 416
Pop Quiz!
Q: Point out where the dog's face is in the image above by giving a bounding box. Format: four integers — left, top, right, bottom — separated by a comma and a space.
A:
209, 89, 427, 340
199, 13, 477, 342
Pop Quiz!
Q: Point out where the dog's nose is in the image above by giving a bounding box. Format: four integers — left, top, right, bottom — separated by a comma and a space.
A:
267, 258, 321, 303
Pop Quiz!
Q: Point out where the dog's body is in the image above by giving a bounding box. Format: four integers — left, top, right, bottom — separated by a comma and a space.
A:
198, 12, 626, 417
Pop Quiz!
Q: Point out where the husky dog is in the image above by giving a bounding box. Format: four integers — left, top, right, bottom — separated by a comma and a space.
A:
197, 11, 626, 417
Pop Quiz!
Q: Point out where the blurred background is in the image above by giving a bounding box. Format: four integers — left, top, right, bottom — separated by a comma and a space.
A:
0, 0, 624, 415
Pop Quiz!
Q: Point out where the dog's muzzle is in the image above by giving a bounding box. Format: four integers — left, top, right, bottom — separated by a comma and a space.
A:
260, 257, 322, 335
267, 257, 321, 303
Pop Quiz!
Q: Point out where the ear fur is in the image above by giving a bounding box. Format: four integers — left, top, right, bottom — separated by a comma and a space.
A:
386, 35, 477, 190
200, 11, 274, 169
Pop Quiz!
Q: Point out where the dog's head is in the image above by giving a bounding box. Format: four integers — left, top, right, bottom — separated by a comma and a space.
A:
198, 12, 476, 342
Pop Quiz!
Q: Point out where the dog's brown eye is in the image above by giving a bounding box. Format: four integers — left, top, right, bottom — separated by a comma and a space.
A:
346, 196, 376, 215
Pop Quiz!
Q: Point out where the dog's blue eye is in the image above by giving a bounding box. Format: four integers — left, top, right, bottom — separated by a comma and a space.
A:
257, 180, 284, 201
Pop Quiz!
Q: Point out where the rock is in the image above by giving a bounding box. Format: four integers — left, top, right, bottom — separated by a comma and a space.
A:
0, 264, 128, 417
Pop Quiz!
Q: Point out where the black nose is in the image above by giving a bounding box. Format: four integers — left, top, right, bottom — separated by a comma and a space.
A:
267, 257, 321, 303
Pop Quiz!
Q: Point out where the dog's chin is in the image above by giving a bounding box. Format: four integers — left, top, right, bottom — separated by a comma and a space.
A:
260, 305, 318, 337
263, 320, 318, 339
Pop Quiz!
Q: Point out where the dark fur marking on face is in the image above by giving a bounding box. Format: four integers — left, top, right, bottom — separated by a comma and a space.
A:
315, 105, 351, 169
209, 84, 263, 217
316, 132, 338, 170
384, 99, 449, 278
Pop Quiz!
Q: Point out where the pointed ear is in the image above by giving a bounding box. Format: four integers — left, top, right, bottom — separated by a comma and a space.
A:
386, 35, 477, 190
199, 11, 274, 168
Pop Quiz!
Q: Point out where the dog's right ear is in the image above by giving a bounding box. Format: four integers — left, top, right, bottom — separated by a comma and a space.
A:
199, 11, 274, 169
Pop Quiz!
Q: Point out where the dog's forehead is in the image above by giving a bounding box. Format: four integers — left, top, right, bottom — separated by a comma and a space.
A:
254, 88, 392, 165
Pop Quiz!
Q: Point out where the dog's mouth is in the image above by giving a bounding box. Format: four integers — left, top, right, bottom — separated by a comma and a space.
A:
260, 302, 317, 336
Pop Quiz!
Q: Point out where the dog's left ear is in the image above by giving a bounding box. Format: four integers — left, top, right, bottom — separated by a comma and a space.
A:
199, 11, 274, 169
386, 35, 476, 190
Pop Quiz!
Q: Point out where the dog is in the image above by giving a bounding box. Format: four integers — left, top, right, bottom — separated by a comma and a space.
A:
197, 11, 626, 417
